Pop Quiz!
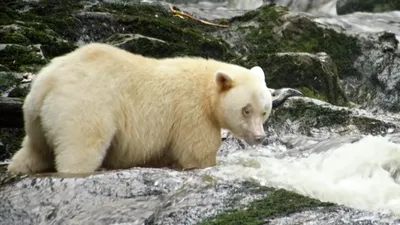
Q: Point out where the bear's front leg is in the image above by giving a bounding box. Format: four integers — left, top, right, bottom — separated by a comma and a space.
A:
172, 127, 222, 170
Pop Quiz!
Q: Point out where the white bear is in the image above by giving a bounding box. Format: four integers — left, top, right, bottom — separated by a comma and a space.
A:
7, 43, 272, 174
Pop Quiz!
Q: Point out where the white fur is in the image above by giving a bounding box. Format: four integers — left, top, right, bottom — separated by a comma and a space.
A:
7, 43, 272, 174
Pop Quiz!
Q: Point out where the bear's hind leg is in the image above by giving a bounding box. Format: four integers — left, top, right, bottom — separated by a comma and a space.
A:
52, 119, 116, 174
8, 108, 54, 175
7, 135, 54, 174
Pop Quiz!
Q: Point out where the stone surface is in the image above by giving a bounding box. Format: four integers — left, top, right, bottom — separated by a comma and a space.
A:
336, 0, 400, 15
235, 52, 348, 105
343, 32, 400, 113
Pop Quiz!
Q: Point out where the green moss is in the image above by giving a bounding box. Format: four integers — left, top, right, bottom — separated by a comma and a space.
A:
107, 34, 183, 59
0, 0, 83, 72
337, 0, 400, 15
0, 65, 11, 72
299, 87, 329, 102
231, 5, 361, 79
233, 52, 348, 106
285, 100, 351, 128
200, 188, 334, 225
269, 99, 353, 135
351, 117, 397, 135
0, 31, 29, 44
0, 45, 46, 72
90, 3, 233, 60
0, 72, 20, 94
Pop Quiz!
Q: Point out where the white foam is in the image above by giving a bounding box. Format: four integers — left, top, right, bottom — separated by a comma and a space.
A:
210, 135, 400, 216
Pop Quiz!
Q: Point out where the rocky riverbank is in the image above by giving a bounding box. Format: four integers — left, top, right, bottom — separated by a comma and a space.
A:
1, 0, 400, 224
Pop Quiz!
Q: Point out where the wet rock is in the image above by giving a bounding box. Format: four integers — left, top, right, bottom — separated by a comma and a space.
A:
0, 168, 272, 225
342, 31, 400, 113
0, 128, 24, 162
268, 96, 400, 139
0, 44, 47, 73
235, 52, 348, 106
267, 206, 400, 224
337, 0, 400, 15
0, 72, 21, 97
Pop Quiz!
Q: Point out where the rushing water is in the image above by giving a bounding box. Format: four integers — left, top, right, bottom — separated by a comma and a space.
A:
207, 134, 400, 216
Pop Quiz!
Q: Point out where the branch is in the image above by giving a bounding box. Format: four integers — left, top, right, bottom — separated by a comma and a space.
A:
168, 4, 231, 28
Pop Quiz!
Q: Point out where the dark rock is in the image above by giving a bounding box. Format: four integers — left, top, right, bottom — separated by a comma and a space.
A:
0, 97, 24, 128
235, 52, 349, 106
0, 168, 274, 225
0, 128, 24, 162
268, 97, 400, 138
342, 31, 400, 113
337, 0, 400, 15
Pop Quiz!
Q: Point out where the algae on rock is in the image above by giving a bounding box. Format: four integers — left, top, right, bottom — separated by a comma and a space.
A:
336, 0, 400, 15
233, 52, 349, 106
268, 97, 399, 137
221, 6, 362, 80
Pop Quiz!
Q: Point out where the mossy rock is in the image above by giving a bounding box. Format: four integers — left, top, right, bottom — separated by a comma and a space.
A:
106, 33, 184, 59
269, 98, 398, 136
0, 71, 21, 95
0, 44, 47, 72
81, 3, 233, 60
336, 0, 400, 15
225, 5, 362, 80
233, 52, 349, 106
1, 0, 234, 73
200, 186, 334, 225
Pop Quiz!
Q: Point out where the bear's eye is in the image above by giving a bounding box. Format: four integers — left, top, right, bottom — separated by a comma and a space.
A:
242, 107, 251, 117
262, 112, 267, 116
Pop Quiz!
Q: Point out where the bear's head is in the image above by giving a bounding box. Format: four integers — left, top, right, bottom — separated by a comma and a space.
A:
215, 65, 272, 146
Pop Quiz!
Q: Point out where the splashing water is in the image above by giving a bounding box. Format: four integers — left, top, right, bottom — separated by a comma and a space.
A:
209, 135, 400, 216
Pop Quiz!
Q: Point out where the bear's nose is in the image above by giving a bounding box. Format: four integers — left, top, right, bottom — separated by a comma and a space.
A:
255, 135, 266, 143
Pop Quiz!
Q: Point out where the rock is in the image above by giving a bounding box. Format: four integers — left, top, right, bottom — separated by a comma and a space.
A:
1, 2, 358, 108
0, 167, 287, 225
0, 72, 22, 97
0, 44, 47, 73
268, 97, 400, 139
337, 0, 400, 15
214, 10, 362, 80
267, 206, 400, 224
0, 128, 24, 162
0, 97, 24, 128
234, 52, 349, 106
342, 31, 400, 113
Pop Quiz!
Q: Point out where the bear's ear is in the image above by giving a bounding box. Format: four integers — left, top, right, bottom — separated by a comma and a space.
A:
250, 66, 266, 82
215, 70, 233, 91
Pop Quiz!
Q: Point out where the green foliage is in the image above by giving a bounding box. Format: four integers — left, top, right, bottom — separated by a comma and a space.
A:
201, 188, 334, 225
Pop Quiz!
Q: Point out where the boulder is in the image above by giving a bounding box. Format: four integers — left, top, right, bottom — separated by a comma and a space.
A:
336, 0, 400, 15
